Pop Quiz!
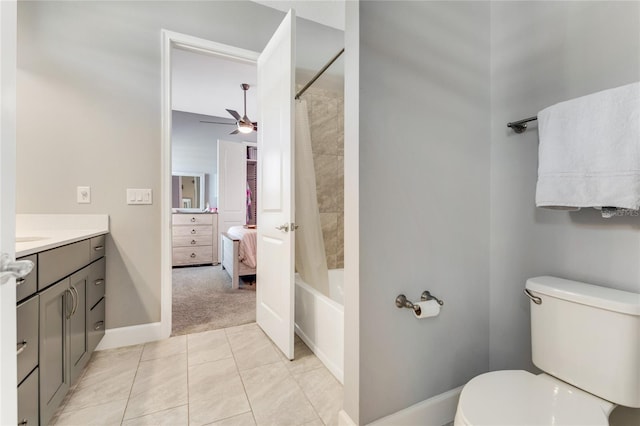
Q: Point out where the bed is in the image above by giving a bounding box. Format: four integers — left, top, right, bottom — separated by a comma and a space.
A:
221, 226, 257, 289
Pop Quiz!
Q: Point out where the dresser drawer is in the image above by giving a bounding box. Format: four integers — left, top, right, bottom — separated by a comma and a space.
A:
87, 257, 106, 310
172, 214, 213, 226
17, 296, 39, 385
38, 239, 90, 290
90, 235, 106, 262
173, 235, 213, 248
18, 367, 39, 426
16, 254, 37, 303
172, 225, 212, 238
172, 246, 213, 266
87, 297, 105, 353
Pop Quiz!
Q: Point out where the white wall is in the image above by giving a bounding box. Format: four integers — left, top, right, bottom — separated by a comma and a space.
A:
17, 0, 343, 329
359, 2, 491, 423
489, 0, 640, 371
172, 110, 257, 208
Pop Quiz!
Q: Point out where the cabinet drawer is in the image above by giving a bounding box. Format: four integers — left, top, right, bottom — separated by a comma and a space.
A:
16, 254, 37, 303
172, 225, 212, 237
18, 367, 39, 426
173, 235, 213, 248
17, 296, 39, 385
88, 297, 105, 353
172, 214, 213, 226
38, 240, 90, 290
87, 258, 106, 310
172, 246, 213, 265
90, 235, 106, 262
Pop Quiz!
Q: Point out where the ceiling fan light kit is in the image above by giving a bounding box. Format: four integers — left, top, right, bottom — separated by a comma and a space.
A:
200, 83, 258, 135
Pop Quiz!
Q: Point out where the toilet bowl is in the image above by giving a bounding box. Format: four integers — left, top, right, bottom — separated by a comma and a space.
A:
454, 370, 615, 426
454, 276, 640, 426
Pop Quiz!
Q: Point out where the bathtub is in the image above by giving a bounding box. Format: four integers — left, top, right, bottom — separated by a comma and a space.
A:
295, 269, 344, 383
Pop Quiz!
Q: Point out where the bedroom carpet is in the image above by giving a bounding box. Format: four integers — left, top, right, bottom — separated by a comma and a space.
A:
171, 265, 256, 336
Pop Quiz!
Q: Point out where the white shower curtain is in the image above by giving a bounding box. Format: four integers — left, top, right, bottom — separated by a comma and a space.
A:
295, 99, 330, 296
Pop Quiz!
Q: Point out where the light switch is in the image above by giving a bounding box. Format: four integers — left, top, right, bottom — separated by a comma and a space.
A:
127, 188, 152, 205
77, 186, 91, 204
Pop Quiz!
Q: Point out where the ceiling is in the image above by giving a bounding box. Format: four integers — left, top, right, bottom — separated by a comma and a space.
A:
252, 0, 345, 30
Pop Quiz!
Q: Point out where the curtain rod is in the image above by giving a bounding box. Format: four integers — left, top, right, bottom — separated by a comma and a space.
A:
295, 48, 345, 100
507, 116, 538, 133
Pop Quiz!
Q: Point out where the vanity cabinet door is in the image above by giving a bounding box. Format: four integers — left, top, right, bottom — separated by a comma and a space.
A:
17, 367, 39, 426
68, 267, 89, 384
39, 278, 70, 426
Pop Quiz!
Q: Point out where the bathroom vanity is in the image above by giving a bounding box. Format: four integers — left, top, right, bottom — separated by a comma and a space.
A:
15, 215, 109, 426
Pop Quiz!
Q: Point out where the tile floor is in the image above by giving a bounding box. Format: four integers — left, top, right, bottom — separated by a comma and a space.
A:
51, 323, 343, 426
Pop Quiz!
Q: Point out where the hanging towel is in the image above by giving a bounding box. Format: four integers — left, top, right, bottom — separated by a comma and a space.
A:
536, 82, 640, 213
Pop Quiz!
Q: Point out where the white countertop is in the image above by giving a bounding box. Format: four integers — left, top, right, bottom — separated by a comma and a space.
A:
16, 214, 110, 258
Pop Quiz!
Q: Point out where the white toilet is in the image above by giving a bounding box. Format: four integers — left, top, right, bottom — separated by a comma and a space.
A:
455, 276, 640, 426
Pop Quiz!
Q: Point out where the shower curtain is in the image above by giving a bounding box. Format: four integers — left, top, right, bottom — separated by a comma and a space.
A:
294, 99, 330, 296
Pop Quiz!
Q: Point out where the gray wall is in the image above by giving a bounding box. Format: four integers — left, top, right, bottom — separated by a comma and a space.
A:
172, 110, 256, 208
359, 2, 491, 423
17, 1, 343, 329
489, 1, 640, 371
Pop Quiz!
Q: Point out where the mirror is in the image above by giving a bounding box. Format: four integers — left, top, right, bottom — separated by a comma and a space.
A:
172, 172, 206, 211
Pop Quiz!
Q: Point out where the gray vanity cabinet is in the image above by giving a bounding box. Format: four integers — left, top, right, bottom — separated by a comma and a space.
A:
17, 366, 39, 426
38, 278, 70, 426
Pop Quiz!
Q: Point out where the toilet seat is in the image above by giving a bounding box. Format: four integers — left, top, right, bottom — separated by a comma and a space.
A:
455, 370, 614, 426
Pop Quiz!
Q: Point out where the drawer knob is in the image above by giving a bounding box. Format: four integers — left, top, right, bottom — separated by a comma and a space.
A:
191, 229, 196, 234
190, 217, 196, 222
190, 253, 196, 258
16, 277, 26, 286
94, 321, 104, 330
191, 240, 196, 245
94, 279, 104, 286
16, 340, 27, 356
18, 419, 28, 425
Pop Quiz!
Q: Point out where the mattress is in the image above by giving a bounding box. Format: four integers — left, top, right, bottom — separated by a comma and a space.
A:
226, 226, 257, 268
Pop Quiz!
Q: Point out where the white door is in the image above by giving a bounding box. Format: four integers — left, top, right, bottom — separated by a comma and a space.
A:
256, 10, 296, 359
217, 139, 248, 235
0, 1, 18, 423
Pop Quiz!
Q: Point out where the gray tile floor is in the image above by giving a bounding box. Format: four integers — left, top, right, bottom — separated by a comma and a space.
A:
51, 323, 343, 426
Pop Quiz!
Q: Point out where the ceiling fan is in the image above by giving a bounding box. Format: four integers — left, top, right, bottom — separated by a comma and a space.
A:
200, 83, 257, 135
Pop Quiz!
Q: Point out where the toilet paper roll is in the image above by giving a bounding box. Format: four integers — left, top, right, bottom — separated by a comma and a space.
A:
413, 300, 441, 319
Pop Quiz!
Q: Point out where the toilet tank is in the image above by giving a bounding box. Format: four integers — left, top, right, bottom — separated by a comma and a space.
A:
526, 276, 640, 408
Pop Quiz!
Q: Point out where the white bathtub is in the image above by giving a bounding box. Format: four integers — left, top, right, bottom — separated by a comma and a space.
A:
295, 269, 344, 383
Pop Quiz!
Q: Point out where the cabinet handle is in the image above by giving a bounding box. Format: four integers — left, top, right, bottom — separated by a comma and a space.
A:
191, 229, 196, 234
94, 279, 104, 286
190, 240, 196, 245
94, 245, 104, 251
94, 321, 104, 330
16, 277, 26, 286
190, 217, 196, 222
18, 419, 28, 425
16, 340, 28, 356
70, 286, 79, 316
190, 253, 196, 258
65, 289, 74, 319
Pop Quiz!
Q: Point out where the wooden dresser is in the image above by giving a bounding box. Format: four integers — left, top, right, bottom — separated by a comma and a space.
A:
172, 213, 218, 266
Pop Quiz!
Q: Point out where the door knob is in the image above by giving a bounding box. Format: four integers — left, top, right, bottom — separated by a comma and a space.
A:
276, 224, 290, 232
0, 253, 34, 285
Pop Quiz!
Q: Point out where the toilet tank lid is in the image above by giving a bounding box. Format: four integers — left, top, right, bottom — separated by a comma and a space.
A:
526, 276, 640, 315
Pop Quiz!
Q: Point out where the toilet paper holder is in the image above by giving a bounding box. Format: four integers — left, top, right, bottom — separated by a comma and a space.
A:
396, 291, 444, 315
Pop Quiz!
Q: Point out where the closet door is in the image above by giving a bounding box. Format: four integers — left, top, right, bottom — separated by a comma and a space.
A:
256, 9, 296, 360
217, 139, 248, 234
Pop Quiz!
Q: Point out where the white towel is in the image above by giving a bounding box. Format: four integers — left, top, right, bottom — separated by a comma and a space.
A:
536, 82, 640, 212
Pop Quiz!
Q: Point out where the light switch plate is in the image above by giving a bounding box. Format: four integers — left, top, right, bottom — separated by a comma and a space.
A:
127, 189, 152, 205
77, 186, 91, 204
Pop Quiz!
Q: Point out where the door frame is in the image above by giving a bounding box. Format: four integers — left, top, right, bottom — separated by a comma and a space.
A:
160, 30, 259, 338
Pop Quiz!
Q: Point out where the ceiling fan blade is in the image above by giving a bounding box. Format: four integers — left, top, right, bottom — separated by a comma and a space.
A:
230, 129, 240, 135
253, 123, 258, 131
226, 109, 242, 121
200, 120, 235, 125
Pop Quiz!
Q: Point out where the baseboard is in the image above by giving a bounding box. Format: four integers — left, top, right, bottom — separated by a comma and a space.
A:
95, 321, 166, 351
368, 386, 463, 426
339, 409, 357, 426
294, 324, 344, 384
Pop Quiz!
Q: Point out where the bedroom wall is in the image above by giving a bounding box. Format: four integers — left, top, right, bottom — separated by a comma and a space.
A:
489, 0, 640, 371
16, 0, 344, 329
358, 1, 491, 423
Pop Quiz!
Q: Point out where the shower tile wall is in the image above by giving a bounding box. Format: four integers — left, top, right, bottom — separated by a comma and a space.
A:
302, 85, 344, 269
